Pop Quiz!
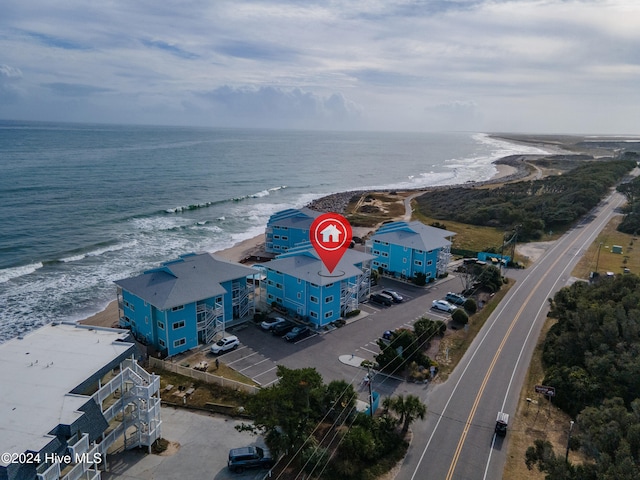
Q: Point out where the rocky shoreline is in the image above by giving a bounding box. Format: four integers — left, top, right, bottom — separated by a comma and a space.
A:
307, 154, 537, 214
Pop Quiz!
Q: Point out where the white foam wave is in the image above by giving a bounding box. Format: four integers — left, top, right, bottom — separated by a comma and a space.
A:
0, 262, 43, 284
250, 189, 270, 198
86, 241, 138, 257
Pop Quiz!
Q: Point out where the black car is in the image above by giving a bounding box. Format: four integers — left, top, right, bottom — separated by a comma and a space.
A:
382, 289, 403, 303
271, 320, 296, 336
228, 446, 273, 473
370, 293, 393, 306
284, 326, 310, 342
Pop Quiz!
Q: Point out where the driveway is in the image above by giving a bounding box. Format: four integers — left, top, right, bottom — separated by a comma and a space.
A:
103, 407, 268, 480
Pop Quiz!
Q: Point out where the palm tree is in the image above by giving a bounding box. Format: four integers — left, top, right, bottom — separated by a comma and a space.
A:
389, 394, 427, 434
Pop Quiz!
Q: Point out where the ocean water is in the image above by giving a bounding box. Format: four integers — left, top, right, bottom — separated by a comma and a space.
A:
0, 121, 552, 341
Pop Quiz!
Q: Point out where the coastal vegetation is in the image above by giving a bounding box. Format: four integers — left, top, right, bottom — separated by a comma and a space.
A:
413, 158, 636, 242
236, 366, 416, 480
523, 275, 640, 479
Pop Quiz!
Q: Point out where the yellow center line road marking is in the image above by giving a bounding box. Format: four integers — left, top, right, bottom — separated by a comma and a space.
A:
443, 193, 623, 479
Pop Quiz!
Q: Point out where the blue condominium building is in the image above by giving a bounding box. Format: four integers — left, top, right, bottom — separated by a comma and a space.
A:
115, 252, 257, 357
367, 221, 455, 280
265, 208, 323, 254
258, 243, 373, 327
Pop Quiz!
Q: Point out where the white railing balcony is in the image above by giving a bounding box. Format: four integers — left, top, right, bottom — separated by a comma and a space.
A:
36, 461, 61, 480
68, 432, 90, 457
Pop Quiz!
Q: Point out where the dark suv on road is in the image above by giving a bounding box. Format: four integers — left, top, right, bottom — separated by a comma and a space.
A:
228, 446, 274, 473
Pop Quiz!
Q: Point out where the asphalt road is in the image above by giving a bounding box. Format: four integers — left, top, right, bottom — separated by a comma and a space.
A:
396, 186, 629, 480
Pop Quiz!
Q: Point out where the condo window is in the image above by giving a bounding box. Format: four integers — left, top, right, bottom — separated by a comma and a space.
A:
415, 260, 422, 266
174, 338, 186, 348
325, 311, 333, 318
158, 339, 165, 347
172, 305, 184, 312
325, 295, 333, 303
158, 321, 165, 330
310, 311, 318, 318
310, 295, 319, 304
173, 320, 185, 330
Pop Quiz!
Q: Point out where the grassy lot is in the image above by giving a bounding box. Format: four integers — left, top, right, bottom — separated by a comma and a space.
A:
345, 192, 406, 227
572, 215, 640, 279
152, 366, 250, 410
412, 210, 506, 254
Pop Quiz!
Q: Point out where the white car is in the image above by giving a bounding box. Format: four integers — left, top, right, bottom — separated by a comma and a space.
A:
260, 317, 286, 331
432, 299, 455, 313
211, 335, 239, 354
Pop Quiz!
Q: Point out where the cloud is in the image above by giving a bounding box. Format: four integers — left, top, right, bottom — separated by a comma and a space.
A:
139, 39, 199, 60
198, 85, 361, 129
0, 64, 24, 104
43, 83, 113, 97
1, 0, 639, 133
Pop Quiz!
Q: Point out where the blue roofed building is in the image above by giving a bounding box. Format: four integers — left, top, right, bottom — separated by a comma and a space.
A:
115, 252, 257, 357
265, 208, 323, 254
258, 242, 373, 328
367, 221, 455, 281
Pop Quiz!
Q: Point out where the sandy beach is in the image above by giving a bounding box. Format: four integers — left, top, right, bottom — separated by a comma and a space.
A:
79, 157, 526, 329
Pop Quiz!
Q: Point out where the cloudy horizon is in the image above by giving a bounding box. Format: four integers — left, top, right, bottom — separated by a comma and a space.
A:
2, 1, 639, 134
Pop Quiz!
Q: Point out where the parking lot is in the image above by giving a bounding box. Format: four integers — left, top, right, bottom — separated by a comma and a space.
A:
103, 407, 269, 480
210, 275, 460, 392
106, 274, 465, 479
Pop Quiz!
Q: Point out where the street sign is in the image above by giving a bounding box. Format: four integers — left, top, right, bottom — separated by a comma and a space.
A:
535, 385, 556, 397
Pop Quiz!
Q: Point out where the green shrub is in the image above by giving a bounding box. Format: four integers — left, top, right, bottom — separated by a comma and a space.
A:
463, 298, 477, 314
451, 308, 469, 325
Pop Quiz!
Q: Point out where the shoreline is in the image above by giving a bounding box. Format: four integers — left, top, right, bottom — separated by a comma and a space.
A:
78, 156, 528, 330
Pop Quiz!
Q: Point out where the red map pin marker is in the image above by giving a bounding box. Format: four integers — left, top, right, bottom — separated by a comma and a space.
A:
310, 212, 353, 274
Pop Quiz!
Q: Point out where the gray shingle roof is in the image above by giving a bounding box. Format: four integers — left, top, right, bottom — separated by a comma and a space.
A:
372, 221, 454, 251
115, 253, 258, 310
260, 248, 373, 286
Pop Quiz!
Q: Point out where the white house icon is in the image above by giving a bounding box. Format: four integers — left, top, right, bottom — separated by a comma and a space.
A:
320, 224, 342, 243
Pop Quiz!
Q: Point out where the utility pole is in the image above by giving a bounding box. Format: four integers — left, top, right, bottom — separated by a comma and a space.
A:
565, 420, 575, 462
595, 242, 603, 274
367, 365, 374, 418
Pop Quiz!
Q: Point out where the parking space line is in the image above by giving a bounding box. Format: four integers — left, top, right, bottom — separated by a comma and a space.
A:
227, 351, 258, 365
253, 366, 278, 378
361, 346, 378, 355
262, 378, 279, 387
293, 333, 318, 344
215, 345, 247, 358
239, 357, 271, 372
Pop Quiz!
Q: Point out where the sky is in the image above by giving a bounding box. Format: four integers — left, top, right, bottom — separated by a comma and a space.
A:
1, 0, 639, 134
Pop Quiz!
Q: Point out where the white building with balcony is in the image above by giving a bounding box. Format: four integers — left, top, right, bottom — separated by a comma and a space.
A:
0, 322, 161, 480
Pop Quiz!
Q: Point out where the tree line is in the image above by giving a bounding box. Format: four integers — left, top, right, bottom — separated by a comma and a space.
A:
525, 274, 640, 479
415, 158, 636, 242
